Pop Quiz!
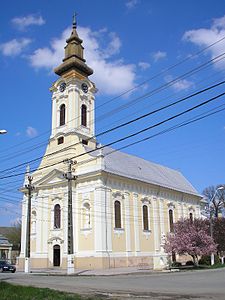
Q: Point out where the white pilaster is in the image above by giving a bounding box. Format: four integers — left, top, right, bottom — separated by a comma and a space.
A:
42, 196, 49, 253
159, 198, 165, 236
105, 187, 112, 252
152, 197, 160, 251
94, 186, 106, 252
124, 192, 131, 253
133, 193, 140, 254
51, 96, 57, 136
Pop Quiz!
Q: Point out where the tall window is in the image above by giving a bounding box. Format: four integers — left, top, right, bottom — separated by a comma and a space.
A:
169, 209, 174, 232
81, 104, 87, 127
143, 205, 149, 231
189, 212, 193, 223
83, 203, 91, 228
59, 104, 65, 126
31, 210, 37, 234
115, 200, 121, 229
54, 204, 61, 229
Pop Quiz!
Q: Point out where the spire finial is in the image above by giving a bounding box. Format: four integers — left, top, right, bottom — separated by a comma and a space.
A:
72, 12, 77, 28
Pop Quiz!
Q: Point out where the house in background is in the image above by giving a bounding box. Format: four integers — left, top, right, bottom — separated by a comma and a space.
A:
0, 226, 21, 264
0, 234, 12, 261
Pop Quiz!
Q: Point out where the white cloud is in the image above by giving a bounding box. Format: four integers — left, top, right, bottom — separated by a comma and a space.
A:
11, 14, 45, 30
138, 61, 150, 70
126, 0, 139, 9
0, 38, 31, 56
165, 75, 193, 91
26, 126, 38, 138
152, 50, 167, 62
29, 26, 136, 95
183, 15, 225, 70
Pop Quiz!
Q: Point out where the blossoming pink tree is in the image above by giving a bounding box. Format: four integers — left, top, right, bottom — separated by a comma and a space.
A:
164, 219, 217, 266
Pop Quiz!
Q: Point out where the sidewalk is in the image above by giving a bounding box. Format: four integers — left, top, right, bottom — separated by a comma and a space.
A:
26, 266, 155, 276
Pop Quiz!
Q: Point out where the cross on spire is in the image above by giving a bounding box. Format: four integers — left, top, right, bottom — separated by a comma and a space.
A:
72, 12, 77, 28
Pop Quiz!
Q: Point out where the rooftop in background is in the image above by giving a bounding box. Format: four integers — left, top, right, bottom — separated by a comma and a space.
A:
0, 234, 12, 246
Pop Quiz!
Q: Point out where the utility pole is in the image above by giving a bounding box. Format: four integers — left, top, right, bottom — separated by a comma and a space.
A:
64, 159, 76, 274
25, 176, 34, 273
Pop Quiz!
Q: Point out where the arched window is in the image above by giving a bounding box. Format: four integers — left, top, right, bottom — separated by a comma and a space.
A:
143, 205, 149, 231
83, 203, 91, 228
114, 200, 121, 229
81, 104, 87, 127
189, 212, 193, 223
169, 209, 174, 232
59, 104, 65, 126
54, 204, 61, 229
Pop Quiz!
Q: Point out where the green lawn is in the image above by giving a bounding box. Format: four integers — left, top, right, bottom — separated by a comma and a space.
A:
0, 282, 100, 300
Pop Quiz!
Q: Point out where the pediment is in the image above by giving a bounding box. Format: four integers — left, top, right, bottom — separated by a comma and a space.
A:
34, 169, 66, 187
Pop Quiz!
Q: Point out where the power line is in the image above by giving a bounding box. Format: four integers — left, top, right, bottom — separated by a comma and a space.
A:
1, 35, 225, 156
1, 79, 225, 176
0, 89, 224, 180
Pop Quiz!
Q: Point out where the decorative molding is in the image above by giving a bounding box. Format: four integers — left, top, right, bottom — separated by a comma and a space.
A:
47, 236, 64, 245
167, 201, 175, 209
141, 196, 151, 205
113, 228, 124, 237
143, 230, 151, 239
80, 228, 92, 237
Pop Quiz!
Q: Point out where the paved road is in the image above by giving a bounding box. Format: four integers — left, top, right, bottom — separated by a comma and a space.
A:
1, 268, 225, 299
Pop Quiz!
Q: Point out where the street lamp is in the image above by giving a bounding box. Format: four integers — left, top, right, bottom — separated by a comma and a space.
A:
0, 130, 7, 134
210, 186, 225, 265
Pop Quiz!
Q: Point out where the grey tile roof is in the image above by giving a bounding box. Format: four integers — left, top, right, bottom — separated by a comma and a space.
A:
0, 234, 11, 246
86, 146, 200, 197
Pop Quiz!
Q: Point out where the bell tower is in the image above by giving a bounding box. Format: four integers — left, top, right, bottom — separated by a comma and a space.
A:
50, 15, 97, 145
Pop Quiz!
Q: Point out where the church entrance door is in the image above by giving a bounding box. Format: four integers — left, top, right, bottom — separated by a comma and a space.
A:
53, 245, 60, 266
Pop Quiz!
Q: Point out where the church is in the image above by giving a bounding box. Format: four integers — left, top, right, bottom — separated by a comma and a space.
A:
18, 17, 202, 272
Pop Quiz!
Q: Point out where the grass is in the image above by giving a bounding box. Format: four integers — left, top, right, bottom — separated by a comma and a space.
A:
198, 263, 225, 269
0, 282, 100, 300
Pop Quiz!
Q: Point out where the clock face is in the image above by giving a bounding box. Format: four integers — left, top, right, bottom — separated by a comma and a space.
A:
81, 83, 88, 93
59, 82, 66, 92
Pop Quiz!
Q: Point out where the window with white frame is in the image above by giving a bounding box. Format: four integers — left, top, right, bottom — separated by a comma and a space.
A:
114, 200, 122, 229
142, 205, 149, 231
169, 209, 174, 232
54, 204, 61, 229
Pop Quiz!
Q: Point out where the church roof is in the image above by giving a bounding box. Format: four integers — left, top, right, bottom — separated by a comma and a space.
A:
86, 146, 200, 197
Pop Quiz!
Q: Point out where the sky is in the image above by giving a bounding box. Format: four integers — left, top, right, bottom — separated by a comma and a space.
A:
0, 0, 225, 226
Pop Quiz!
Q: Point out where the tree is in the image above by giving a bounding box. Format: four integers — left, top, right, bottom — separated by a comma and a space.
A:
4, 220, 21, 251
213, 217, 225, 257
164, 219, 217, 266
203, 185, 225, 218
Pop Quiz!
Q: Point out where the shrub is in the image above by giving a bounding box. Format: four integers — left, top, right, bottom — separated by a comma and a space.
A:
199, 255, 220, 265
186, 260, 194, 266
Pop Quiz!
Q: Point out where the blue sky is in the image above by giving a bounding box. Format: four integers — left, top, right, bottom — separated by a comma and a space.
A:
0, 0, 225, 225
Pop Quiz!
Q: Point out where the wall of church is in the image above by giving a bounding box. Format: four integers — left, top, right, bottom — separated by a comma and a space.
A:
18, 172, 201, 271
